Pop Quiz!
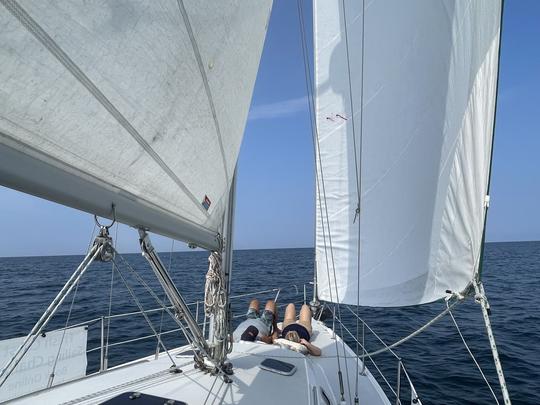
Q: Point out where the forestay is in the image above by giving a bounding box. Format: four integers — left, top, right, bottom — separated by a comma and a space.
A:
0, 0, 272, 250
315, 0, 502, 306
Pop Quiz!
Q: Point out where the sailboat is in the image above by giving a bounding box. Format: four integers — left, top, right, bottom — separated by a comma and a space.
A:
0, 0, 510, 404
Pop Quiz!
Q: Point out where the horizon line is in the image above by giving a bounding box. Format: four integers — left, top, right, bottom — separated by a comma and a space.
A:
0, 240, 538, 259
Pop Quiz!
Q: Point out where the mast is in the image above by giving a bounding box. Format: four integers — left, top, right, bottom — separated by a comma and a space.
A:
220, 166, 237, 363
206, 167, 236, 368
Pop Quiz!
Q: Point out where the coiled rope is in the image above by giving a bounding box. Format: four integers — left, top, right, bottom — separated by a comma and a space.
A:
204, 251, 229, 357
205, 251, 226, 315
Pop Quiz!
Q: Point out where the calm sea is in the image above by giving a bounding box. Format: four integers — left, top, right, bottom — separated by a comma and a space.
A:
0, 242, 538, 404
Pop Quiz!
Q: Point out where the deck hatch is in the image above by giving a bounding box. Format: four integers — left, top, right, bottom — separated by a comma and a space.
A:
101, 391, 187, 404
259, 358, 297, 376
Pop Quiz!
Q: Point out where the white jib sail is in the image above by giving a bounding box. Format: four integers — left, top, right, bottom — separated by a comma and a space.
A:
0, 0, 272, 250
315, 0, 502, 306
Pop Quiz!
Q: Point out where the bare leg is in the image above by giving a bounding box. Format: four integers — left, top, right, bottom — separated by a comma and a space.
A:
283, 303, 296, 329
249, 299, 260, 312
298, 304, 312, 334
264, 300, 276, 315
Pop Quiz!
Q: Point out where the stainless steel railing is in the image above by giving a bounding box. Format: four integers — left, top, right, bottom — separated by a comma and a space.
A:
83, 284, 305, 372
332, 305, 421, 405
40, 282, 420, 404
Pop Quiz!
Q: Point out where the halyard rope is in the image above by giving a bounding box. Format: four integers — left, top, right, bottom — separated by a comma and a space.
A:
204, 251, 226, 315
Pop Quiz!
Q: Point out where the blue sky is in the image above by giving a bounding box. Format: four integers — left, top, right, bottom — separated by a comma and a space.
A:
0, 0, 538, 256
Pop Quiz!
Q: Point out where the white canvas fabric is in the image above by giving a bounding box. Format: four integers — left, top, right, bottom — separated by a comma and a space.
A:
0, 326, 87, 402
315, 0, 502, 306
0, 0, 272, 250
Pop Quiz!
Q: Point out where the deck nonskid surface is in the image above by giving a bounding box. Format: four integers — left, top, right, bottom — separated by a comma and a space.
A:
11, 321, 390, 404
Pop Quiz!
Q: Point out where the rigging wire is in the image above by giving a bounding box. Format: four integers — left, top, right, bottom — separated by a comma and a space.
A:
447, 302, 500, 404
48, 222, 98, 386
104, 221, 119, 369
112, 250, 206, 362
87, 223, 98, 252
111, 257, 177, 367
296, 0, 351, 401
339, 0, 367, 400
48, 276, 81, 387
114, 253, 194, 343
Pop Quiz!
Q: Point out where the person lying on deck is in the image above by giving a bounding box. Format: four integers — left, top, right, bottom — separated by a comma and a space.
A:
277, 303, 321, 356
232, 299, 277, 344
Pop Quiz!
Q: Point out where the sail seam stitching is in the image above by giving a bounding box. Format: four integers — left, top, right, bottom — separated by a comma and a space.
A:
176, 0, 229, 182
0, 0, 209, 218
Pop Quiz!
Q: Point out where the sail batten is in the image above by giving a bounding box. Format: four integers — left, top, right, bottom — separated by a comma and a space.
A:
0, 0, 272, 250
315, 0, 502, 307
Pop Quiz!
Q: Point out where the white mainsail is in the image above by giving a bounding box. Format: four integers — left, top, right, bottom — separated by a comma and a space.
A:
315, 0, 502, 306
0, 0, 272, 250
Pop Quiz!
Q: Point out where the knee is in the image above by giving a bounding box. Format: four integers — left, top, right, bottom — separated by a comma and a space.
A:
249, 299, 260, 308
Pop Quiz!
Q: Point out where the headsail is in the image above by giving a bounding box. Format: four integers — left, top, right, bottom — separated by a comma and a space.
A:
0, 0, 272, 250
315, 0, 502, 306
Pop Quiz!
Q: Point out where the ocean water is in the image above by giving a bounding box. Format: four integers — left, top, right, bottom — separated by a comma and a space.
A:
0, 242, 538, 404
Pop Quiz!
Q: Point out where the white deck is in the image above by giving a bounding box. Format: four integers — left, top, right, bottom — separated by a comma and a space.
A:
10, 320, 390, 405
